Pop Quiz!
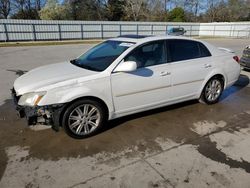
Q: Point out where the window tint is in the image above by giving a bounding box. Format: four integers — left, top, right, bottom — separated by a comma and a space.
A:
124, 40, 166, 68
199, 43, 211, 57
168, 40, 200, 62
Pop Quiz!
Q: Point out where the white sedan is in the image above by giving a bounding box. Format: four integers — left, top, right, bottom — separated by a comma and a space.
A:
12, 35, 241, 138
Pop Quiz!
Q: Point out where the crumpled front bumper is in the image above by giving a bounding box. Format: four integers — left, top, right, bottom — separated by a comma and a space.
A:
11, 88, 64, 131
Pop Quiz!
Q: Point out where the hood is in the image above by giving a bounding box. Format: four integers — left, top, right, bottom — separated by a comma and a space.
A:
14, 61, 97, 95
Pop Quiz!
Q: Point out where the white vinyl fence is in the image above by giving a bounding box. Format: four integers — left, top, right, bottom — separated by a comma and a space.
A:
0, 19, 250, 42
199, 22, 250, 38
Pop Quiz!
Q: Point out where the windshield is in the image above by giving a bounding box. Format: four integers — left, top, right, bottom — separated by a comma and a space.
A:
71, 40, 134, 72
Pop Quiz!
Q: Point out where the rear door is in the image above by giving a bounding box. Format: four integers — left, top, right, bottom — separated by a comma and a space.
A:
167, 39, 212, 100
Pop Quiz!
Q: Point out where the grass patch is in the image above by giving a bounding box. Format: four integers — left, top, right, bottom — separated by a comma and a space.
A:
0, 40, 103, 47
1, 37, 241, 47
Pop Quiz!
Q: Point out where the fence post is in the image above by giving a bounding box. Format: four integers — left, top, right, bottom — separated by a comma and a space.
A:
229, 24, 233, 37
119, 24, 122, 36
231, 25, 234, 37
32, 24, 36, 41
136, 24, 139, 35
3, 23, 9, 42
190, 25, 192, 37
81, 24, 84, 40
101, 24, 104, 39
213, 25, 216, 37
58, 24, 62, 40
151, 25, 153, 35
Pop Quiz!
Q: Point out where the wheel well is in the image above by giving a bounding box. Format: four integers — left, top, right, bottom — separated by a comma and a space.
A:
211, 74, 225, 87
200, 74, 225, 99
59, 96, 109, 127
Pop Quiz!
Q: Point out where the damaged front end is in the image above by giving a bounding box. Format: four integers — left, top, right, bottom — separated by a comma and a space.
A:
11, 88, 64, 131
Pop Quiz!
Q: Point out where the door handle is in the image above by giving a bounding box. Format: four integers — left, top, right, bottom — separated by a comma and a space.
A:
160, 71, 171, 76
204, 64, 212, 68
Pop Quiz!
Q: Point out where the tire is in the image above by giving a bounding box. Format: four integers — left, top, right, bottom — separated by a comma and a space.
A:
62, 99, 107, 139
199, 77, 224, 105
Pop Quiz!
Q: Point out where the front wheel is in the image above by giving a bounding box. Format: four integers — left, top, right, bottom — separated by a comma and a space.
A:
62, 99, 106, 139
199, 77, 224, 104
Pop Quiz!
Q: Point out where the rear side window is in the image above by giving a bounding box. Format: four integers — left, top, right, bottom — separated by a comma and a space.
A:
199, 42, 211, 57
168, 40, 211, 62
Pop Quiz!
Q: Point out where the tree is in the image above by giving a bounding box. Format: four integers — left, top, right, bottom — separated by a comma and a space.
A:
183, 0, 203, 21
227, 0, 249, 21
11, 8, 40, 19
39, 0, 70, 20
66, 0, 104, 20
0, 0, 11, 18
4, 0, 250, 22
35, 0, 43, 11
11, 0, 45, 19
146, 0, 168, 21
124, 0, 148, 21
167, 7, 185, 22
204, 0, 221, 22
105, 0, 126, 21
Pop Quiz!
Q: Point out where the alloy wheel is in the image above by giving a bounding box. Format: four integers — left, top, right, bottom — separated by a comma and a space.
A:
205, 79, 222, 102
68, 104, 101, 136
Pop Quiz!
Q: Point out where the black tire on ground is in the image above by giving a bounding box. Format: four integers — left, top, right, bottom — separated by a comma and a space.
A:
62, 99, 107, 139
199, 76, 224, 105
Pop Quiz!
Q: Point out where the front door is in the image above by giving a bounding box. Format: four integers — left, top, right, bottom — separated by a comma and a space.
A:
111, 40, 172, 115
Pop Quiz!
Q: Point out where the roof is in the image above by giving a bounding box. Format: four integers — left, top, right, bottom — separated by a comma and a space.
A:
118, 34, 151, 39
108, 35, 221, 56
109, 35, 200, 44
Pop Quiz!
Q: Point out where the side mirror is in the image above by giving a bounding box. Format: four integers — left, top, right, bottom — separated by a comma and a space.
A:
114, 60, 137, 73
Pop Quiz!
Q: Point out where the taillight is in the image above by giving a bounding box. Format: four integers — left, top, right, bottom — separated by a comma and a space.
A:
233, 56, 239, 63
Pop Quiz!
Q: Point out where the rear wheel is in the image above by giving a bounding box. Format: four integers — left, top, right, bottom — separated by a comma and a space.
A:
199, 77, 224, 104
62, 99, 106, 139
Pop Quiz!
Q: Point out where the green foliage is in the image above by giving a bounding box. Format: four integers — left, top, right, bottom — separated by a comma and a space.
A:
11, 8, 40, 19
39, 0, 70, 20
6, 0, 250, 22
105, 0, 126, 21
167, 7, 185, 22
66, 0, 104, 20
122, 0, 149, 21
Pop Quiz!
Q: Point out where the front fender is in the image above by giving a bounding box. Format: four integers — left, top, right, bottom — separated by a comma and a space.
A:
38, 83, 114, 119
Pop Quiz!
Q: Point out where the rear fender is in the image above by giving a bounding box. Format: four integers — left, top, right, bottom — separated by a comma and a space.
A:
198, 69, 227, 98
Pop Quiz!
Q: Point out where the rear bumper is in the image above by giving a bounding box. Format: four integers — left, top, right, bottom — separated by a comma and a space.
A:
11, 88, 64, 131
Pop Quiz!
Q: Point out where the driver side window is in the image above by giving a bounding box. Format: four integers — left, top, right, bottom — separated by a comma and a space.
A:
124, 40, 166, 69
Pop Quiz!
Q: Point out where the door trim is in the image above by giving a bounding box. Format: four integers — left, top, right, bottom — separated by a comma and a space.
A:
172, 79, 204, 87
115, 84, 171, 97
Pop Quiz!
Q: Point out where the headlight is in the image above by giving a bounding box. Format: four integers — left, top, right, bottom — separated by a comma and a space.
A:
18, 92, 46, 107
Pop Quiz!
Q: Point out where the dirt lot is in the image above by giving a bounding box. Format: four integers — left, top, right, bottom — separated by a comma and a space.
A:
0, 38, 250, 188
